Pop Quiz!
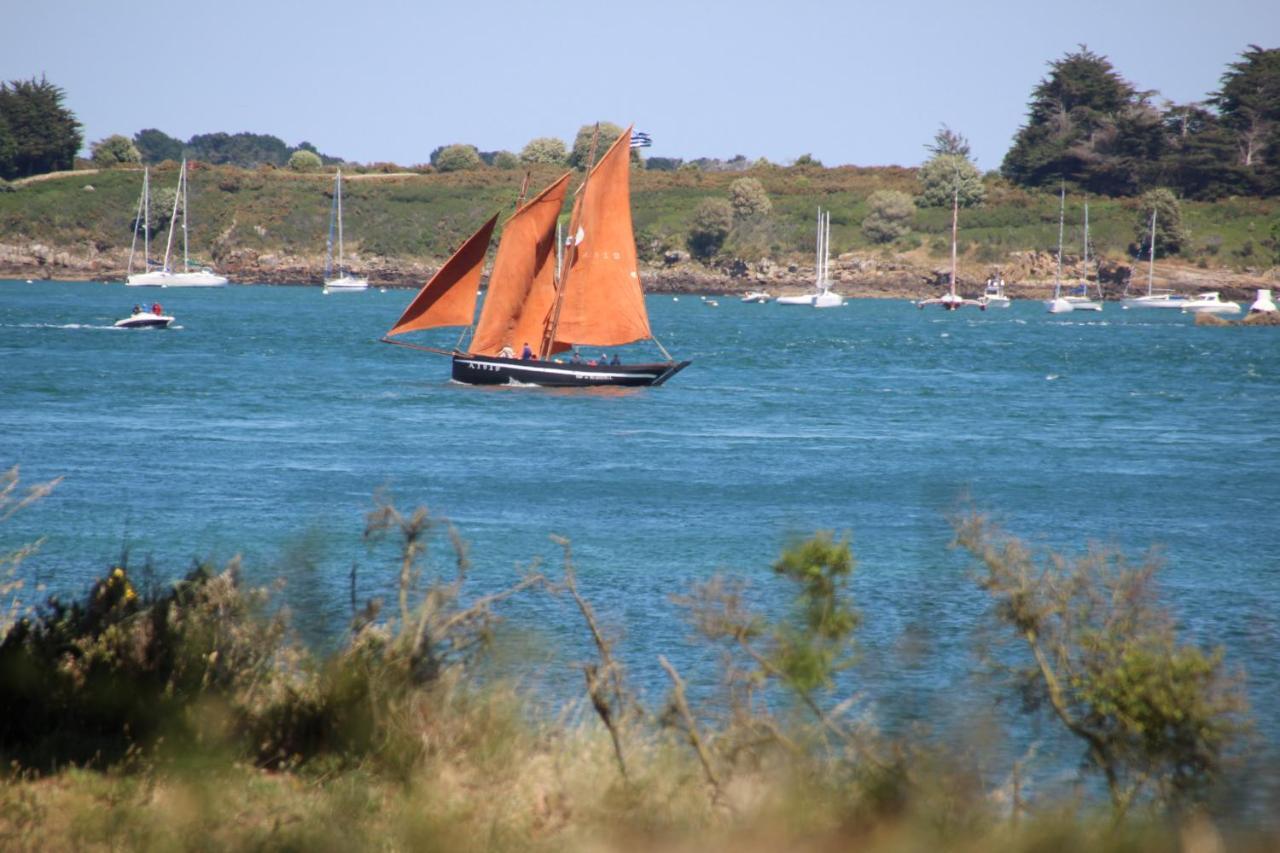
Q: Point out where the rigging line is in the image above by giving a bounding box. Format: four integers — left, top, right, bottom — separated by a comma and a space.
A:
650, 334, 674, 363
378, 338, 455, 357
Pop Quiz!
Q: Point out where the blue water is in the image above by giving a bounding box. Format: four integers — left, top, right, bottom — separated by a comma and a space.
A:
3, 280, 1279, 786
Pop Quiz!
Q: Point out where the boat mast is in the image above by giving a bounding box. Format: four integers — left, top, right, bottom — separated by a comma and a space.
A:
1146, 208, 1157, 297
325, 171, 337, 280
162, 161, 183, 274
950, 188, 959, 297
336, 169, 345, 277
128, 168, 147, 276
181, 160, 190, 273
1054, 184, 1065, 299
541, 124, 600, 359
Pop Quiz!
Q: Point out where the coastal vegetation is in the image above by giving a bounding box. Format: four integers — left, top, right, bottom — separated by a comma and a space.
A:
0, 466, 1265, 850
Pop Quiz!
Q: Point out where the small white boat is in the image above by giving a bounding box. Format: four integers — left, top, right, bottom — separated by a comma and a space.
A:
979, 276, 1011, 308
704, 298, 719, 307
114, 310, 174, 329
741, 290, 771, 303
776, 292, 818, 306
322, 169, 368, 293
1249, 289, 1277, 314
1181, 292, 1242, 315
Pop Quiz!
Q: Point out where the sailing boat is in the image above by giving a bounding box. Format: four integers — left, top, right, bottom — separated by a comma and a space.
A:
125, 167, 152, 283
916, 186, 983, 310
322, 169, 368, 292
778, 208, 843, 307
381, 126, 690, 388
1045, 186, 1073, 314
1063, 201, 1103, 311
1120, 209, 1189, 309
126, 159, 227, 287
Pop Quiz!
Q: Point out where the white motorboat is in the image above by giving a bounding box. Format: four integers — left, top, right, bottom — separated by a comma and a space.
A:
979, 276, 1011, 308
126, 160, 228, 287
741, 290, 771, 303
1181, 292, 1242, 315
1249, 289, 1277, 313
781, 209, 843, 308
1121, 208, 1189, 309
322, 169, 368, 293
114, 310, 174, 329
918, 190, 982, 310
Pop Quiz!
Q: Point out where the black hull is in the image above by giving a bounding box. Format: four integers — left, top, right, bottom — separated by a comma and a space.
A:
451, 354, 690, 387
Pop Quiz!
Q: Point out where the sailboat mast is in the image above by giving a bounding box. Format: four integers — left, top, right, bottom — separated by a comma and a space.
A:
336, 169, 345, 275
541, 124, 600, 359
1146, 209, 1157, 297
824, 211, 831, 288
162, 161, 182, 274
1054, 185, 1065, 298
950, 188, 959, 297
181, 161, 190, 273
128, 168, 146, 276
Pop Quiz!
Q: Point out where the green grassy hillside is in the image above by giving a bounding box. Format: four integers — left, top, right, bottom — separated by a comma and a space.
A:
1, 162, 1277, 274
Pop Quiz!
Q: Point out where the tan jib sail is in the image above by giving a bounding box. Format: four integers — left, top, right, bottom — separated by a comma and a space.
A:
385, 213, 498, 337
552, 126, 652, 348
469, 173, 571, 356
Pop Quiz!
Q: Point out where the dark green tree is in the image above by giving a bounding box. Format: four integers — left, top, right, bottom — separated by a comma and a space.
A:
1158, 104, 1252, 199
1211, 45, 1280, 193
0, 76, 82, 180
430, 143, 482, 172
133, 128, 184, 164
187, 132, 291, 167
1002, 47, 1157, 195
568, 122, 632, 169
687, 198, 733, 260
0, 113, 15, 178
1135, 188, 1189, 257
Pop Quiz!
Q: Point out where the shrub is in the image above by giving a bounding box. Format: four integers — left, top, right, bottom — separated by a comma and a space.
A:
287, 150, 323, 172
491, 150, 519, 170
861, 189, 914, 243
431, 144, 483, 172
89, 134, 140, 167
519, 136, 567, 165
687, 198, 733, 260
728, 177, 772, 219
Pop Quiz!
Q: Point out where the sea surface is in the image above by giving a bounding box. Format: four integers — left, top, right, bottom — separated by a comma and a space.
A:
3, 280, 1279, 792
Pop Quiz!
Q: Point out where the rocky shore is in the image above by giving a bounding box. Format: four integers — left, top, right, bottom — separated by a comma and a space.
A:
2, 239, 1275, 303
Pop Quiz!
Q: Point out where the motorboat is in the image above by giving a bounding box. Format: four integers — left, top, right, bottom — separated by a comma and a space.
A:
1249, 289, 1277, 314
979, 276, 1011, 308
1181, 292, 1242, 315
741, 290, 771, 303
114, 310, 174, 329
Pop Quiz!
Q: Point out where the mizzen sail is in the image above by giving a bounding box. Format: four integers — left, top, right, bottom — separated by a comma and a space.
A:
385, 214, 498, 337
552, 127, 652, 348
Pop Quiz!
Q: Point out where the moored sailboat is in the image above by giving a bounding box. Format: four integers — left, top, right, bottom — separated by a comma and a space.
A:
323, 169, 368, 292
1121, 208, 1190, 309
381, 126, 689, 387
1045, 186, 1073, 314
917, 187, 983, 310
126, 160, 227, 287
1063, 202, 1102, 311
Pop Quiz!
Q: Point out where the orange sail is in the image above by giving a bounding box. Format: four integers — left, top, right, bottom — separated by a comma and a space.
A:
552, 126, 652, 348
470, 173, 571, 356
385, 214, 498, 337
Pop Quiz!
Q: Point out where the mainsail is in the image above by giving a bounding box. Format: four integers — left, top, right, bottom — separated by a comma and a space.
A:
551, 126, 653, 349
470, 173, 571, 356
385, 214, 498, 337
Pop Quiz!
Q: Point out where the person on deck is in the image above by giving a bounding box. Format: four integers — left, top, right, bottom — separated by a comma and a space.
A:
151, 303, 162, 315
520, 342, 533, 360
131, 304, 141, 315
571, 351, 583, 364
610, 354, 621, 366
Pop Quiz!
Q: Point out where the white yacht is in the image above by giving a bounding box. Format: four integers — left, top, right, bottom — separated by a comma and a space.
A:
1181, 292, 1242, 315
322, 169, 369, 293
1121, 208, 1189, 309
780, 209, 843, 308
126, 160, 228, 287
1045, 187, 1074, 314
979, 276, 1011, 308
1062, 202, 1103, 311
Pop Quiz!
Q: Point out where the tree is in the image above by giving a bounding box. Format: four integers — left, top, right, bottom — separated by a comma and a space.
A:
568, 122, 639, 169
1135, 188, 1189, 257
1002, 47, 1156, 194
287, 149, 322, 172
1211, 45, 1280, 170
430, 143, 482, 172
0, 75, 82, 180
956, 514, 1248, 816
186, 131, 291, 167
687, 198, 733, 260
918, 153, 985, 207
727, 177, 772, 219
926, 124, 972, 158
0, 114, 15, 179
861, 190, 914, 243
519, 136, 567, 165
90, 134, 141, 167
1157, 103, 1251, 199
792, 153, 822, 167
133, 128, 184, 164
491, 150, 519, 170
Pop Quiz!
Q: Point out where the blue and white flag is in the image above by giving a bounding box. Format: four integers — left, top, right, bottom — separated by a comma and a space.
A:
630, 131, 652, 149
